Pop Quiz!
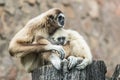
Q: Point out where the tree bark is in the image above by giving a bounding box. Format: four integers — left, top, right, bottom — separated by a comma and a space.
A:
32, 60, 106, 80
111, 64, 120, 80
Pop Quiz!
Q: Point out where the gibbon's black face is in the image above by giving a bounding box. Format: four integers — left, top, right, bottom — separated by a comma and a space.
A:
57, 13, 65, 27
53, 36, 66, 45
51, 36, 67, 45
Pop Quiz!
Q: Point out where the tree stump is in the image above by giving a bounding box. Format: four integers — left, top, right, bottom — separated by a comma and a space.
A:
111, 64, 120, 80
32, 60, 106, 80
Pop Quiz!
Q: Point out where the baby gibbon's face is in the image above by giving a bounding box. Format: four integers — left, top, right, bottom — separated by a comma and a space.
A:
57, 36, 66, 45
52, 36, 68, 45
51, 28, 68, 45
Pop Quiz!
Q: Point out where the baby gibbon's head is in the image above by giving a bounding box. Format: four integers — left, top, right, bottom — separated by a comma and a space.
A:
51, 28, 68, 45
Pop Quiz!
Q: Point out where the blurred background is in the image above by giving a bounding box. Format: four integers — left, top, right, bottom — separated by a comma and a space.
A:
0, 0, 120, 80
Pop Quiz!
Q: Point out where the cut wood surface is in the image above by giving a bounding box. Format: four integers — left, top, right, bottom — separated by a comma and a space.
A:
32, 60, 107, 80
111, 64, 120, 80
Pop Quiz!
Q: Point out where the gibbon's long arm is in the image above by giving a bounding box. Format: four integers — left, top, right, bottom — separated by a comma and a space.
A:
9, 36, 65, 59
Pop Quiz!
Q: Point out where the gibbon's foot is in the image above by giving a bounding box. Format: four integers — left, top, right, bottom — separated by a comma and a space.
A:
61, 59, 69, 74
49, 53, 62, 70
76, 59, 91, 70
67, 56, 83, 70
76, 63, 86, 70
48, 45, 65, 59
67, 56, 78, 70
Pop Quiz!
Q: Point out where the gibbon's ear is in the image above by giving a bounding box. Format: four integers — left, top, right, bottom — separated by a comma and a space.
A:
48, 15, 54, 21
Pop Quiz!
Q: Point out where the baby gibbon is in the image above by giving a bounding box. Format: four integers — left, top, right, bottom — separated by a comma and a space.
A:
8, 8, 66, 72
51, 28, 92, 70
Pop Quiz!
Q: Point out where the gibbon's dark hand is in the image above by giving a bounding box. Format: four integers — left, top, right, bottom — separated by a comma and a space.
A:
53, 45, 65, 59
47, 45, 65, 59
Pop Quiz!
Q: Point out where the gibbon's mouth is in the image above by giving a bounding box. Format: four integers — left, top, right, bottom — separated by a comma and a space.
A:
57, 13, 65, 27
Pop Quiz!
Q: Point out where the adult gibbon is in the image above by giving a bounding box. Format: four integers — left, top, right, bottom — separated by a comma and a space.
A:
8, 8, 66, 72
51, 28, 92, 70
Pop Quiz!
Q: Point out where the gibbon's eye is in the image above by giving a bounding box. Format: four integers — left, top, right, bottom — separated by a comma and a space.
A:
61, 37, 65, 40
58, 37, 62, 41
57, 13, 65, 27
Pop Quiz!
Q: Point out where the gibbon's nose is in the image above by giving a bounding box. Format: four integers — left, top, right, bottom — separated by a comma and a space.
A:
60, 41, 64, 45
57, 40, 64, 45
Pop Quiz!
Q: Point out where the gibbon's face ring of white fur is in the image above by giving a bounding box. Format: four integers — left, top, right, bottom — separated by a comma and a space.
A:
57, 13, 65, 27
